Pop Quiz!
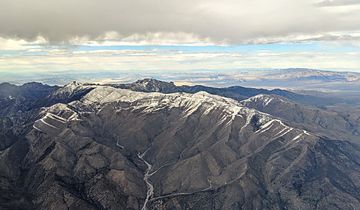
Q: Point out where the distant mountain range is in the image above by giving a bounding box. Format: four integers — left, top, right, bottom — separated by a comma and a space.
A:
0, 79, 360, 209
241, 68, 360, 82
2, 68, 360, 93
176, 68, 360, 92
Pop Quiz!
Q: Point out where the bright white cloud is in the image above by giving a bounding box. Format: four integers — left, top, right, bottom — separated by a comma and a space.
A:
0, 36, 47, 50
316, 0, 360, 7
1, 46, 359, 74
69, 32, 224, 47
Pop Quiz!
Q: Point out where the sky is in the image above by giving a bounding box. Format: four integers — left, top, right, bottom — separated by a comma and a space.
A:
1, 0, 360, 83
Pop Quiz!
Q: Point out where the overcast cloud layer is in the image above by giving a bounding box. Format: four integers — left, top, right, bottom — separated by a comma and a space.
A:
1, 0, 360, 43
1, 0, 360, 82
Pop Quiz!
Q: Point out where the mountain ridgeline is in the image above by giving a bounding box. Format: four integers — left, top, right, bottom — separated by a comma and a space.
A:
0, 79, 359, 210
114, 79, 340, 106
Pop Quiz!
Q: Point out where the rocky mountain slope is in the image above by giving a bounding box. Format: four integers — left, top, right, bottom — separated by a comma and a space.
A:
240, 94, 360, 142
0, 81, 360, 209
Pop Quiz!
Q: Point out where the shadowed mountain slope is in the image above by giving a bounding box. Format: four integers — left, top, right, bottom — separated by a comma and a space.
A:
240, 94, 360, 142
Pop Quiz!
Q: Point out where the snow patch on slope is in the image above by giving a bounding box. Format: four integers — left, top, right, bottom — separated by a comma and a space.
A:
241, 94, 287, 107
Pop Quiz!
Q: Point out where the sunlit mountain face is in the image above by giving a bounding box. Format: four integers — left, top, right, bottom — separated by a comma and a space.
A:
1, 0, 360, 210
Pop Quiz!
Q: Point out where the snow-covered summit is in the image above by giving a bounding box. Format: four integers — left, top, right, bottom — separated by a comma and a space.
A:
49, 81, 96, 101
69, 85, 278, 129
53, 81, 85, 95
240, 94, 288, 107
80, 86, 242, 112
40, 83, 316, 142
115, 78, 178, 93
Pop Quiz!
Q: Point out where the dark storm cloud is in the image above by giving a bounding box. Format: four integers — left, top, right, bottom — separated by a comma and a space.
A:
0, 0, 359, 43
